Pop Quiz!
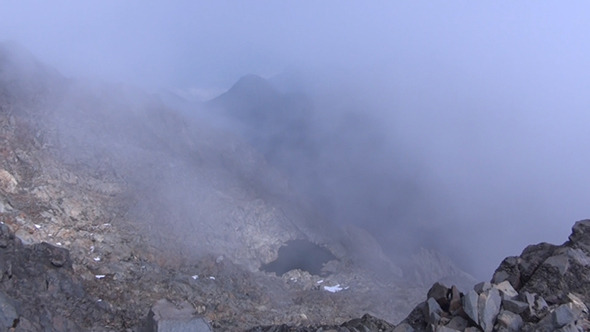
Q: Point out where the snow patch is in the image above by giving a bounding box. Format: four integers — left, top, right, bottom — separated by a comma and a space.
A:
323, 284, 348, 293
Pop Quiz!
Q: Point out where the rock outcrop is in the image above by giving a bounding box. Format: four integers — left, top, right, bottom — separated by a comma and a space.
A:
251, 220, 590, 332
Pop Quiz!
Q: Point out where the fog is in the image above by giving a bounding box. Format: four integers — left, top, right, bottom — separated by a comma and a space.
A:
2, 2, 590, 279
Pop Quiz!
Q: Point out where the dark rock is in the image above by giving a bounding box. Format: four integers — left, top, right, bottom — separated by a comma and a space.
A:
502, 298, 528, 314
392, 323, 414, 332
491, 256, 521, 289
32, 241, 71, 268
427, 282, 450, 310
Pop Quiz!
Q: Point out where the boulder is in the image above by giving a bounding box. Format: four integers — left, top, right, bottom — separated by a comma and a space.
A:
474, 281, 492, 294
502, 298, 528, 314
425, 297, 443, 325
0, 292, 18, 330
495, 310, 523, 331
427, 282, 450, 309
146, 299, 212, 332
462, 289, 479, 325
478, 288, 501, 332
445, 316, 468, 331
493, 280, 518, 300
392, 322, 414, 332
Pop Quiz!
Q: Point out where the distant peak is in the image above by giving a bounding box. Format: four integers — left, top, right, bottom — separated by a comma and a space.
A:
226, 74, 277, 97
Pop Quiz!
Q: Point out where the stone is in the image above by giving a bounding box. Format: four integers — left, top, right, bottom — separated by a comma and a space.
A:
445, 316, 468, 330
427, 282, 450, 309
448, 286, 462, 314
493, 280, 519, 300
462, 289, 479, 325
392, 322, 414, 332
0, 291, 18, 329
492, 256, 521, 290
502, 298, 528, 314
544, 254, 570, 275
496, 310, 523, 331
478, 288, 501, 332
433, 326, 461, 332
522, 292, 549, 322
474, 281, 492, 294
0, 169, 18, 193
426, 297, 443, 325
146, 299, 212, 332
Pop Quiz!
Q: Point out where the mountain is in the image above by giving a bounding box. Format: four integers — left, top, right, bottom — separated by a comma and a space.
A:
0, 43, 482, 331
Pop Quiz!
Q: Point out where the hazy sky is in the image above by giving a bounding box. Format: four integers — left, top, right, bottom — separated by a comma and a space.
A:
2, 1, 590, 278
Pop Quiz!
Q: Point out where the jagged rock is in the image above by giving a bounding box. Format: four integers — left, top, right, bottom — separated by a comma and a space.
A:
522, 292, 549, 322
0, 291, 17, 330
146, 299, 212, 332
462, 289, 479, 325
569, 219, 590, 252
448, 286, 462, 315
491, 256, 520, 289
493, 280, 518, 300
425, 297, 443, 325
495, 310, 523, 331
502, 298, 528, 314
445, 316, 468, 330
427, 282, 450, 310
478, 287, 501, 332
0, 169, 17, 193
392, 323, 414, 332
474, 281, 492, 294
433, 326, 461, 332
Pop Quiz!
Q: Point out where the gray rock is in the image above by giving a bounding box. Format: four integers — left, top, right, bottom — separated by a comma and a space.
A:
0, 291, 18, 329
496, 310, 523, 331
462, 289, 479, 325
522, 292, 549, 322
392, 322, 415, 332
448, 285, 462, 314
445, 316, 468, 330
478, 288, 501, 332
493, 280, 518, 300
569, 219, 590, 251
502, 298, 528, 314
544, 254, 570, 275
392, 323, 414, 332
426, 297, 443, 325
474, 281, 492, 294
433, 326, 461, 332
146, 299, 211, 332
427, 282, 450, 309
492, 256, 521, 290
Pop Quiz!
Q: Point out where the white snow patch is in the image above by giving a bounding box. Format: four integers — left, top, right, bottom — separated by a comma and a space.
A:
209, 276, 215, 280
323, 284, 345, 293
191, 275, 199, 280
56, 242, 62, 246
93, 257, 101, 262
317, 280, 324, 284
34, 224, 41, 229
95, 275, 106, 279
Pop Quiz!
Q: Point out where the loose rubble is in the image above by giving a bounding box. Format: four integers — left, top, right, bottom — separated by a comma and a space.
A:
252, 220, 590, 332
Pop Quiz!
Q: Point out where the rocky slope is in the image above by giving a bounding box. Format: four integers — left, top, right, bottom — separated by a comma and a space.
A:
0, 43, 479, 331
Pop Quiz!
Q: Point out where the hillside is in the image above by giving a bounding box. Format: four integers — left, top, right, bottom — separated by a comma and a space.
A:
0, 43, 480, 331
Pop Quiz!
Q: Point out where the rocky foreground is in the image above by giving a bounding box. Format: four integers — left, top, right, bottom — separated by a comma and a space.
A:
251, 220, 590, 332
